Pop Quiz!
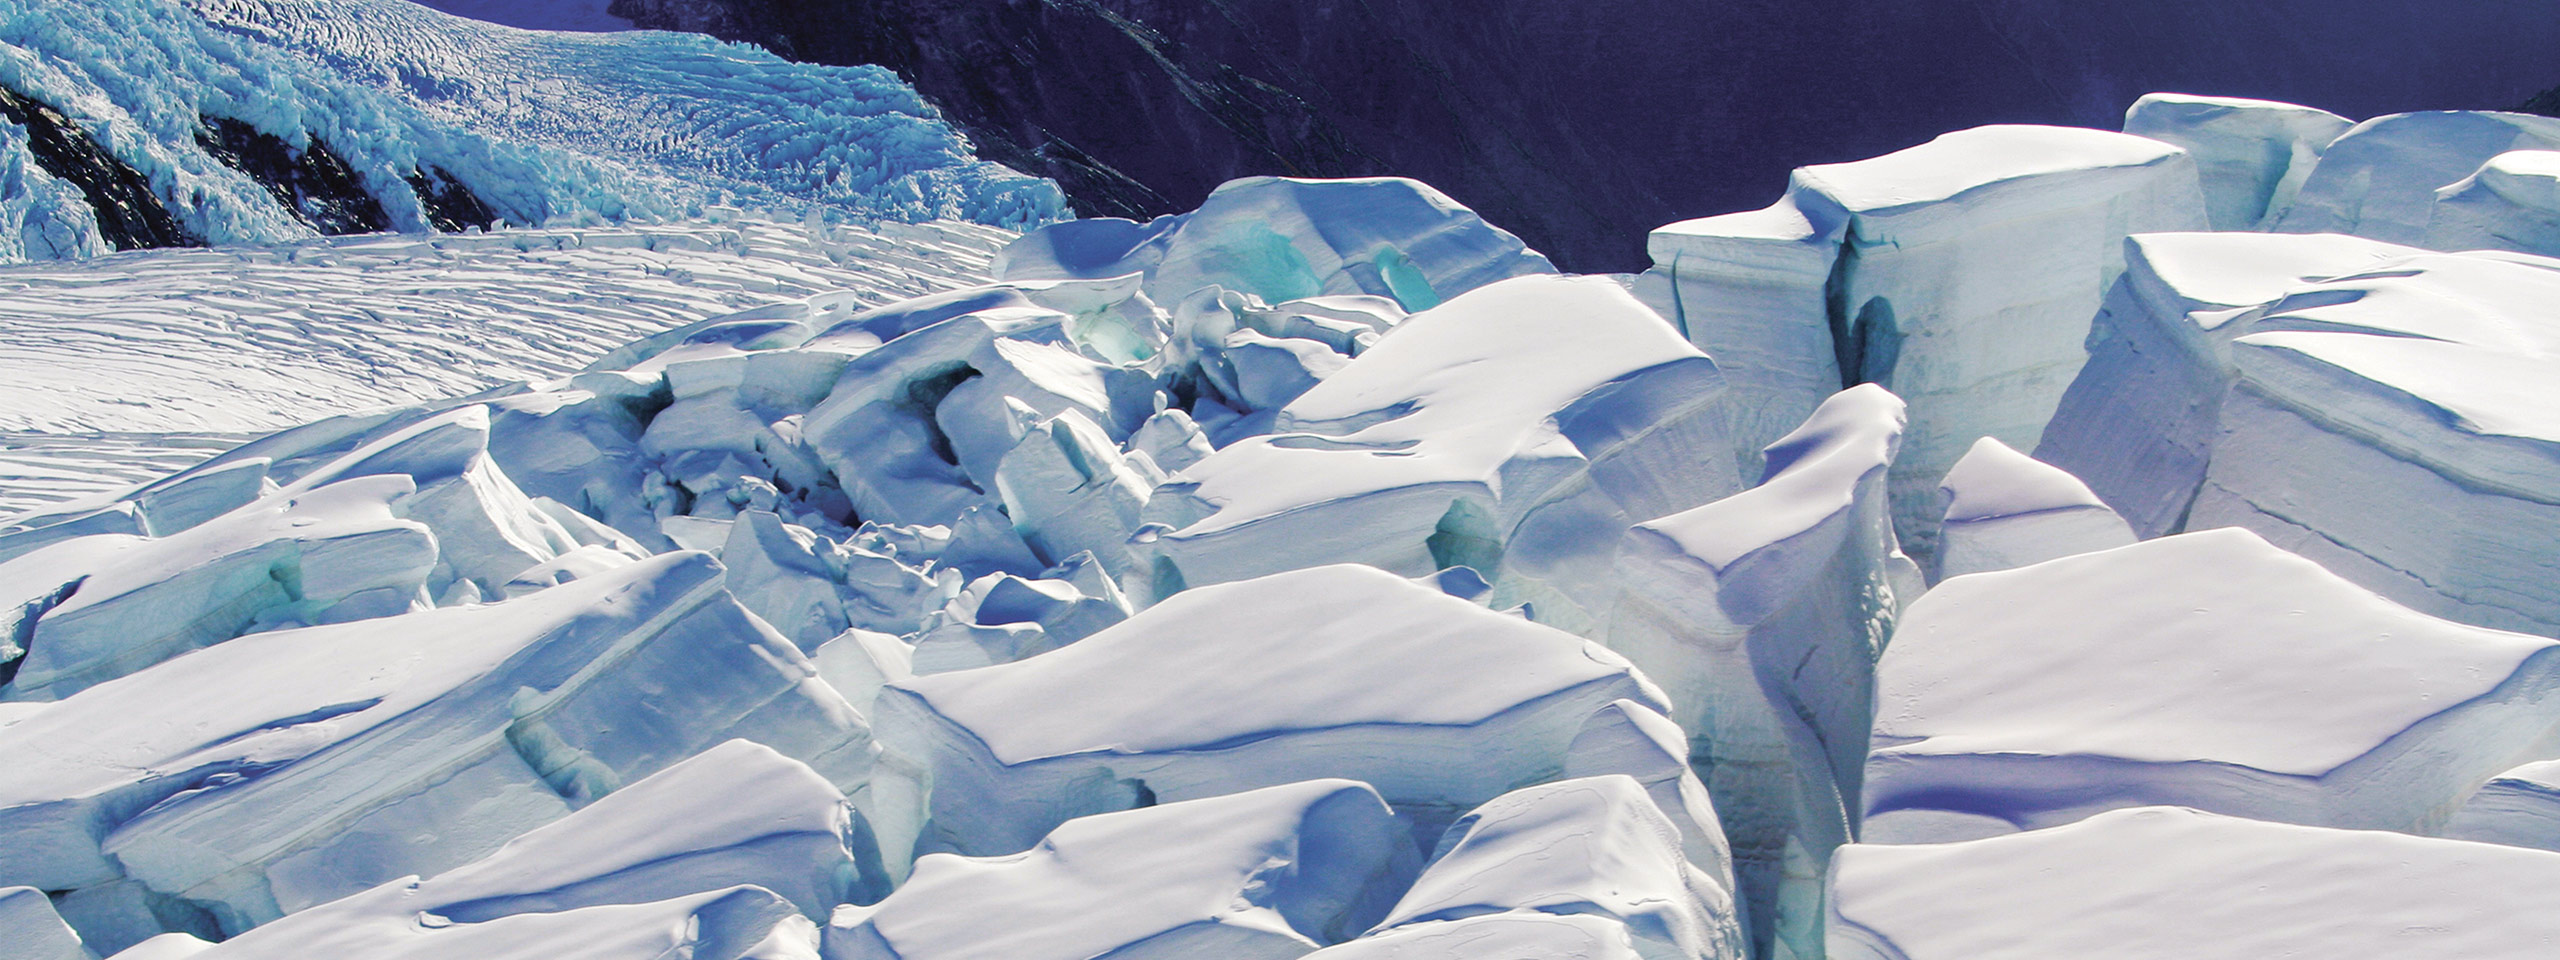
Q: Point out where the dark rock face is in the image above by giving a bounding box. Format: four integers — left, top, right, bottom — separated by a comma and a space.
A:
195, 117, 393, 236
612, 0, 2560, 272
2524, 84, 2560, 118
405, 166, 504, 232
0, 87, 198, 251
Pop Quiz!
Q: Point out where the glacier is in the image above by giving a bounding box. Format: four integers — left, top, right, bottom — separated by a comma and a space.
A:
2, 44, 2560, 960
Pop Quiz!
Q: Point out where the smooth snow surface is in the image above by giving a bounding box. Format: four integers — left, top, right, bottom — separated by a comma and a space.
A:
2426, 150, 2560, 259
2274, 111, 2560, 244
1867, 528, 2560, 842
873, 564, 1666, 868
826, 780, 1418, 960
1830, 807, 2560, 960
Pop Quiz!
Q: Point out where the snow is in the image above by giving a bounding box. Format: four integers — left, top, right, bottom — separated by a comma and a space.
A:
870, 563, 1667, 873
2030, 231, 2420, 538
2447, 759, 2560, 854
175, 886, 814, 960
407, 0, 632, 33
0, 551, 868, 930
1140, 273, 1740, 627
1830, 806, 2560, 960
1601, 384, 1916, 960
993, 176, 1553, 312
2191, 249, 2560, 635
2121, 93, 2352, 231
1376, 776, 1743, 960
170, 742, 870, 960
1865, 527, 2560, 844
1639, 124, 2206, 563
0, 885, 92, 960
1930, 438, 2132, 582
2426, 150, 2560, 258
0, 0, 1058, 262
2274, 111, 2560, 245
825, 780, 1418, 960
1303, 914, 1648, 960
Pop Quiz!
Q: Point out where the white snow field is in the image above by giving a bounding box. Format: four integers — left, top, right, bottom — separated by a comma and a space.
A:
11, 55, 2560, 960
1830, 807, 2560, 960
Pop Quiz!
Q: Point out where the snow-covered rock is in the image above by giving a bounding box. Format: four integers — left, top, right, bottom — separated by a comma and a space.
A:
1139, 273, 1740, 628
824, 780, 1418, 960
1829, 806, 2560, 960
2191, 249, 2560, 635
1375, 776, 1743, 960
1865, 528, 2560, 844
993, 176, 1553, 312
1600, 384, 1915, 960
870, 563, 1667, 873
2425, 150, 2560, 257
2274, 111, 2560, 244
0, 552, 868, 932
2033, 231, 2419, 537
0, 886, 93, 960
2121, 93, 2352, 231
2447, 759, 2560, 854
1930, 438, 2132, 582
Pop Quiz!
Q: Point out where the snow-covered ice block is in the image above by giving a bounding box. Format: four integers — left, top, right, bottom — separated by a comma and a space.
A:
1600, 384, 1915, 960
2121, 93, 2353, 230
2034, 231, 2419, 536
1376, 776, 1743, 960
2426, 150, 2560, 257
0, 475, 435, 701
1829, 806, 2560, 960
2446, 759, 2560, 853
723, 511, 858, 651
46, 882, 216, 958
872, 564, 1667, 870
1930, 438, 2132, 582
823, 780, 1418, 960
810, 629, 913, 717
801, 301, 1073, 527
1303, 914, 1648, 960
0, 552, 868, 930
1865, 528, 2560, 844
2275, 111, 2560, 244
195, 738, 876, 955
1795, 124, 2207, 560
1140, 274, 1739, 625
1564, 701, 1736, 886
0, 886, 93, 960
994, 176, 1554, 312
104, 935, 206, 960
2190, 249, 2560, 635
1632, 196, 1847, 474
992, 409, 1154, 578
172, 886, 812, 960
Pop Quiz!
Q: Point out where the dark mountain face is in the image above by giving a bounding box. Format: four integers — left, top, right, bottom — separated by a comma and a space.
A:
612, 0, 2560, 271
